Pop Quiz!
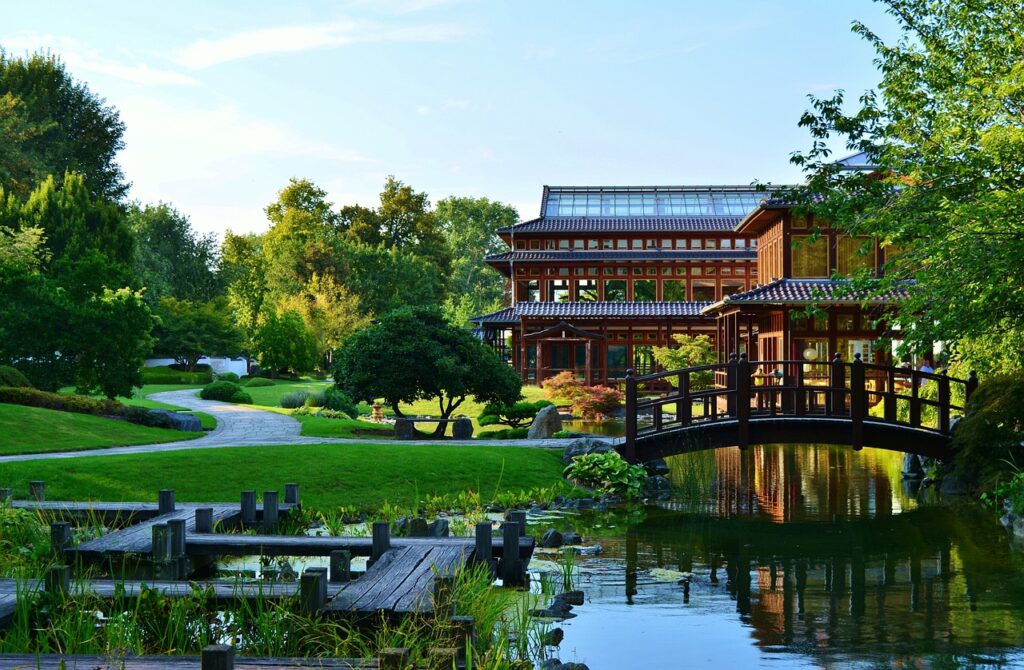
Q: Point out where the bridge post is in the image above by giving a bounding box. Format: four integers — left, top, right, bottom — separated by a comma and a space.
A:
966, 370, 978, 403
736, 353, 750, 451
850, 353, 865, 450
829, 353, 844, 417
726, 353, 738, 418
938, 369, 950, 433
625, 368, 637, 464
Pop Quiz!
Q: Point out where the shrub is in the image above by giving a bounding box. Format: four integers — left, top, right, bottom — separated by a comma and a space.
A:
953, 374, 1024, 486
573, 385, 624, 420
216, 372, 240, 382
141, 365, 213, 385
279, 390, 310, 409
121, 406, 175, 429
323, 388, 358, 419
244, 377, 275, 388
543, 371, 586, 404
0, 366, 32, 388
564, 451, 646, 499
304, 390, 327, 408
229, 390, 253, 404
199, 380, 247, 402
552, 429, 587, 439
482, 427, 530, 440
0, 387, 122, 416
652, 334, 716, 390
292, 406, 360, 420
478, 400, 554, 428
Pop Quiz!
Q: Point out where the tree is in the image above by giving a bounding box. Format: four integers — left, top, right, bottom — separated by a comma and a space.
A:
333, 307, 521, 436
787, 0, 1024, 373
275, 273, 370, 366
221, 231, 268, 342
153, 297, 243, 371
0, 51, 127, 200
652, 334, 716, 389
250, 310, 318, 376
435, 196, 519, 326
479, 399, 553, 428
128, 203, 222, 303
339, 241, 447, 317
262, 179, 342, 299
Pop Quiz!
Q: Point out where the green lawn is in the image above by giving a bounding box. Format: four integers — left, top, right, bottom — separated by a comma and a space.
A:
242, 378, 331, 407
0, 404, 201, 455
58, 385, 217, 430
0, 442, 569, 511
291, 415, 395, 439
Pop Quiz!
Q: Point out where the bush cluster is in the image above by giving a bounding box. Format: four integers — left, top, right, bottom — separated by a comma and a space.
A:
0, 366, 32, 388
215, 372, 240, 382
280, 387, 357, 418
478, 399, 553, 428
121, 405, 176, 429
953, 374, 1024, 486
323, 388, 358, 418
244, 377, 275, 388
141, 365, 213, 386
481, 427, 530, 440
542, 371, 624, 420
199, 381, 252, 404
279, 390, 309, 409
0, 386, 122, 415
564, 451, 646, 499
291, 406, 360, 421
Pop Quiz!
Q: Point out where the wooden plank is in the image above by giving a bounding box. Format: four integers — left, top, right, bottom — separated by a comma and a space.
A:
71, 505, 240, 560
328, 546, 420, 613
0, 654, 377, 669
11, 501, 297, 526
392, 545, 469, 613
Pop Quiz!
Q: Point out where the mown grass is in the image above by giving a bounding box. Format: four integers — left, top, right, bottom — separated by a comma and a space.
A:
0, 442, 569, 511
291, 415, 394, 439
241, 378, 331, 407
0, 404, 200, 455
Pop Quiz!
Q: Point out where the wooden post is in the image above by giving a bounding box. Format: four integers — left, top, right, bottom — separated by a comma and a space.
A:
201, 645, 234, 670
884, 367, 897, 421
474, 522, 494, 573
240, 491, 256, 526
625, 368, 637, 463
499, 521, 522, 586
379, 648, 410, 670
509, 510, 527, 536
195, 507, 213, 534
29, 480, 44, 501
371, 521, 391, 563
909, 370, 922, 427
329, 550, 351, 582
50, 522, 72, 556
829, 353, 844, 416
678, 371, 692, 426
451, 615, 476, 659
432, 573, 454, 617
850, 354, 865, 450
168, 519, 186, 558
158, 489, 175, 515
965, 371, 979, 404
938, 369, 951, 433
151, 524, 171, 560
300, 568, 326, 614
45, 564, 71, 596
726, 353, 738, 418
737, 353, 750, 451
263, 491, 279, 531
284, 483, 300, 505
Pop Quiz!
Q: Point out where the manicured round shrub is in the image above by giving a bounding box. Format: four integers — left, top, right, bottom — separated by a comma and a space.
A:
323, 388, 358, 419
304, 390, 327, 408
216, 372, 240, 382
200, 380, 247, 402
245, 377, 275, 388
229, 390, 253, 404
279, 390, 309, 409
0, 365, 32, 388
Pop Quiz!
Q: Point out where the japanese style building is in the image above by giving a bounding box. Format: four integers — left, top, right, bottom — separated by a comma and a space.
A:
471, 182, 902, 384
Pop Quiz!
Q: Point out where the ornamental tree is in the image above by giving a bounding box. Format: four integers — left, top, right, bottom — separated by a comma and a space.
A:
652, 334, 716, 390
152, 297, 243, 371
332, 307, 521, 437
251, 310, 319, 376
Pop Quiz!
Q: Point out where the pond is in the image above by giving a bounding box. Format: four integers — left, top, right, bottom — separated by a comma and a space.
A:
544, 445, 1024, 669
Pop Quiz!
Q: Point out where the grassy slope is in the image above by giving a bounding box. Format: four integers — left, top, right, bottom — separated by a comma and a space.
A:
0, 443, 568, 511
0, 404, 200, 455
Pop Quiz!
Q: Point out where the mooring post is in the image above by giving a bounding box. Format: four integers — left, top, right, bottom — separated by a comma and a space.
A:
937, 369, 951, 434
828, 353, 844, 416
195, 507, 213, 534
158, 489, 175, 515
451, 615, 476, 659
509, 510, 527, 537
300, 567, 326, 614
168, 519, 187, 558
379, 648, 410, 670
240, 490, 256, 526
850, 354, 865, 450
151, 523, 171, 578
499, 521, 522, 586
624, 368, 637, 463
201, 644, 234, 670
433, 572, 454, 617
50, 522, 72, 557
263, 491, 279, 531
284, 482, 300, 506
474, 521, 494, 575
371, 521, 391, 565
45, 564, 71, 596
29, 480, 44, 501
329, 550, 351, 582
737, 353, 750, 450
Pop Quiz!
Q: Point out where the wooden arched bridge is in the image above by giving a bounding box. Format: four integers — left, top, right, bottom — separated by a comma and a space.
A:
622, 353, 978, 464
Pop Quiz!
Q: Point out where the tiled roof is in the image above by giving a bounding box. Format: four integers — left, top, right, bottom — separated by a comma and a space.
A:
496, 216, 743, 234
702, 278, 911, 313
485, 250, 756, 263
471, 301, 712, 324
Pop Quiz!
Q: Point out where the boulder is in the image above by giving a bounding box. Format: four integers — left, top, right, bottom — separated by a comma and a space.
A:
408, 517, 429, 537
542, 627, 564, 647
540, 529, 564, 548
427, 518, 450, 537
562, 437, 615, 465
394, 418, 416, 440
149, 410, 202, 432
556, 590, 584, 606
562, 531, 583, 545
642, 475, 673, 500
452, 417, 473, 439
528, 405, 563, 439
901, 453, 924, 479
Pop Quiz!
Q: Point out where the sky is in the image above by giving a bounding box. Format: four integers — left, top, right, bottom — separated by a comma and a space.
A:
1, 1, 900, 237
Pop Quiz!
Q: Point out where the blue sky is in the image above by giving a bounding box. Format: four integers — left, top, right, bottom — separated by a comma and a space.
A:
1, 1, 898, 236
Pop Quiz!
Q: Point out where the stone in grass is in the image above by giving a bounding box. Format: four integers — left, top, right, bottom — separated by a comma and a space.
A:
561, 436, 615, 465
540, 529, 564, 548
394, 418, 416, 440
528, 405, 563, 439
561, 532, 583, 545
452, 417, 473, 439
149, 409, 202, 432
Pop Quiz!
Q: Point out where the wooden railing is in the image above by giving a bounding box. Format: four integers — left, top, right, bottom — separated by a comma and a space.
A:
624, 353, 979, 462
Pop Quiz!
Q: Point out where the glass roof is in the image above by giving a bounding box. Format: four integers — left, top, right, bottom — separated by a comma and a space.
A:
544, 188, 765, 218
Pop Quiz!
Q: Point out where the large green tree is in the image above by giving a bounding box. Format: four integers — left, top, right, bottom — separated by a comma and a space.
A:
251, 310, 319, 377
129, 203, 222, 304
221, 231, 269, 342
0, 51, 127, 200
153, 297, 243, 371
788, 0, 1024, 372
333, 307, 521, 437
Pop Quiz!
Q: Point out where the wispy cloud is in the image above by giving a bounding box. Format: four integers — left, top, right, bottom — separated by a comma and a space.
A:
416, 105, 432, 115
175, 19, 464, 69
2, 33, 198, 86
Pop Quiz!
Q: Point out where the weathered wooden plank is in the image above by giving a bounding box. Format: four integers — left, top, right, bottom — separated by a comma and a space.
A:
348, 546, 428, 612
71, 505, 240, 559
0, 654, 378, 669
10, 501, 298, 526
392, 545, 468, 613
186, 533, 534, 560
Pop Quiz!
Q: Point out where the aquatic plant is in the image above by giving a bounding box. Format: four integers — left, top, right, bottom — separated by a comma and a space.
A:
564, 452, 645, 499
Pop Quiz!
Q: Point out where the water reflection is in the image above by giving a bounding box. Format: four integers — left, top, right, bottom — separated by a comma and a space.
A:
560, 446, 1024, 668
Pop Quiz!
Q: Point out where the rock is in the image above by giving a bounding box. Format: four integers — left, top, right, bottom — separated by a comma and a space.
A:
452, 417, 473, 439
576, 544, 602, 556
645, 458, 670, 475
531, 599, 576, 620
562, 664, 591, 670
394, 418, 415, 440
599, 494, 622, 505
540, 659, 563, 670
573, 497, 594, 509
901, 453, 924, 479
562, 437, 615, 465
540, 529, 564, 548
556, 590, 584, 606
562, 532, 583, 545
427, 518, 450, 537
529, 405, 564, 439
542, 627, 564, 646
408, 517, 429, 537
642, 475, 672, 499
485, 503, 504, 513
149, 409, 202, 432
394, 517, 409, 534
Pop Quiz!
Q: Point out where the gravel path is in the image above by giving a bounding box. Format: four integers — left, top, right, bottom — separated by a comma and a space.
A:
0, 389, 582, 463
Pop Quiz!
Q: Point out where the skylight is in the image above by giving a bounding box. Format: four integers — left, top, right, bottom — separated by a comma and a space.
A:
544, 188, 765, 217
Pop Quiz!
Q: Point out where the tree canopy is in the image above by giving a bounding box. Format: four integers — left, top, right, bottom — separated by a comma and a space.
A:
129, 203, 222, 304
152, 297, 243, 371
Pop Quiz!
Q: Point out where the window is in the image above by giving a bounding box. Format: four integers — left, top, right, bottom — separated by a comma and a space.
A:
837, 314, 855, 331
607, 345, 628, 378
663, 280, 686, 300
576, 280, 599, 301
586, 239, 598, 249
602, 239, 614, 249
617, 267, 629, 276
632, 267, 643, 275
660, 239, 672, 248
791, 214, 808, 229
721, 267, 732, 275
631, 239, 642, 249
705, 239, 717, 249
646, 267, 657, 275
676, 239, 687, 248
559, 240, 570, 249
558, 268, 569, 276
646, 239, 657, 248
837, 236, 875, 275
633, 280, 656, 301
617, 239, 628, 249
547, 279, 569, 302
529, 268, 540, 276
691, 239, 702, 249
721, 239, 732, 249
633, 345, 655, 374
516, 240, 526, 249
792, 235, 829, 278
721, 280, 744, 297
675, 267, 687, 276
573, 239, 585, 249
529, 240, 540, 250
691, 267, 702, 276
692, 280, 716, 301
604, 279, 626, 301
588, 267, 599, 276
603, 266, 614, 275
516, 280, 538, 302
736, 267, 746, 275
574, 267, 585, 276
544, 240, 555, 250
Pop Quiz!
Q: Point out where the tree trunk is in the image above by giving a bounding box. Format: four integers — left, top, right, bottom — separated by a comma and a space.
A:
391, 402, 405, 418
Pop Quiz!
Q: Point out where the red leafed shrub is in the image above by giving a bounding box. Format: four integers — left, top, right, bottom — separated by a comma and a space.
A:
543, 371, 586, 403
572, 385, 624, 420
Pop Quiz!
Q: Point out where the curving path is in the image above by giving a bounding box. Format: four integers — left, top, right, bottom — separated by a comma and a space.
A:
0, 389, 577, 463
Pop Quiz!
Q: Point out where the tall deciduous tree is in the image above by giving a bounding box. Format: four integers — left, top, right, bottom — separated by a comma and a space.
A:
333, 307, 522, 436
788, 0, 1024, 372
251, 310, 319, 377
152, 297, 243, 371
221, 231, 268, 342
276, 274, 370, 366
129, 203, 222, 304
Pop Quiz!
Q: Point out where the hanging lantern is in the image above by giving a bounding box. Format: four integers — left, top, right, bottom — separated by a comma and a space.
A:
803, 346, 819, 361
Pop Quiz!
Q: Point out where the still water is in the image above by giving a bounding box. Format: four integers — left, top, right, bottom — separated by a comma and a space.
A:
552, 445, 1024, 669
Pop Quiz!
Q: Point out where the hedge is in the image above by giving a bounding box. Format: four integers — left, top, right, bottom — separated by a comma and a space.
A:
0, 387, 122, 416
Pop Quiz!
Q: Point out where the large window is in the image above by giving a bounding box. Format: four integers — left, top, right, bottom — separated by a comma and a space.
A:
607, 345, 628, 378
544, 190, 767, 217
692, 280, 716, 301
837, 236, 875, 275
633, 345, 655, 375
791, 235, 829, 278
516, 280, 538, 302
547, 279, 569, 302
633, 280, 656, 301
576, 279, 598, 301
663, 280, 687, 301
604, 279, 626, 302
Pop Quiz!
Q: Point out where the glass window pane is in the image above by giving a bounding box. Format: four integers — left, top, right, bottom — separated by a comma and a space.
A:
837, 236, 875, 275
604, 279, 626, 301
663, 280, 686, 300
633, 279, 656, 301
792, 235, 829, 278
